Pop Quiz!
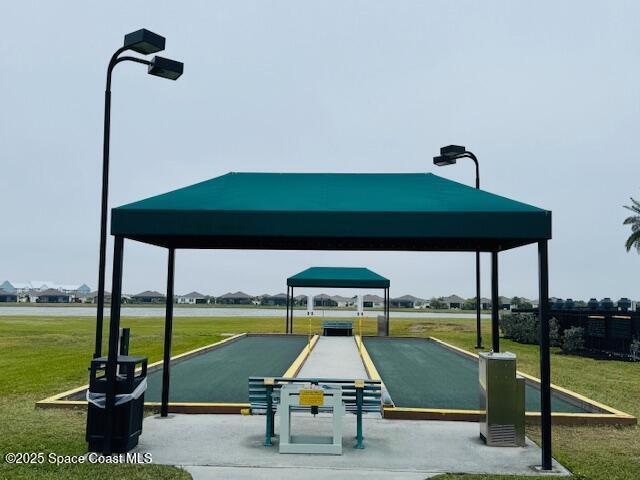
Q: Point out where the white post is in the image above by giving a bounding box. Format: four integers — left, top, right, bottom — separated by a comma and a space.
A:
307, 294, 314, 316
357, 294, 364, 316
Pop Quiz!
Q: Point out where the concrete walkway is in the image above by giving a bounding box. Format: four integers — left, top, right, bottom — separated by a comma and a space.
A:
296, 336, 368, 379
135, 414, 569, 479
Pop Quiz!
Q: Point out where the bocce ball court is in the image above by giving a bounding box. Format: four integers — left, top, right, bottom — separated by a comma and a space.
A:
144, 334, 308, 405
362, 337, 633, 423
39, 332, 633, 426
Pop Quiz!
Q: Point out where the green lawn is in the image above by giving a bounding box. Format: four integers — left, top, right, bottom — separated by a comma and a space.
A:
0, 314, 638, 479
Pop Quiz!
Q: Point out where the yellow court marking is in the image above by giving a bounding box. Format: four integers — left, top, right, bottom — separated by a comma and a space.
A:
386, 406, 483, 415
354, 335, 382, 382
282, 334, 319, 378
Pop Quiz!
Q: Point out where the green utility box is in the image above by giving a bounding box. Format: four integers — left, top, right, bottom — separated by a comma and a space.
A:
479, 351, 525, 447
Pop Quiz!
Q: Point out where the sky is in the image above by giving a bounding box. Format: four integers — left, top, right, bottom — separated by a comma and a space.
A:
1, 1, 639, 300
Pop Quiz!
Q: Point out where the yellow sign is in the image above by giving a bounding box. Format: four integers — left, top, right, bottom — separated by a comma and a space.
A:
299, 389, 324, 406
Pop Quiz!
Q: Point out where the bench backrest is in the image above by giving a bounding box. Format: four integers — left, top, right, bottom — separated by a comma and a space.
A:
321, 320, 353, 329
249, 376, 382, 413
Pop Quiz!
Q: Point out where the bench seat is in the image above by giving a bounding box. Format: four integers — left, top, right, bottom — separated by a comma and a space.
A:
248, 376, 382, 448
321, 320, 354, 336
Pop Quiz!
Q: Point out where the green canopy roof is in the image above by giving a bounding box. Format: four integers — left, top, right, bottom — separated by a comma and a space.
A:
111, 172, 551, 251
287, 267, 389, 288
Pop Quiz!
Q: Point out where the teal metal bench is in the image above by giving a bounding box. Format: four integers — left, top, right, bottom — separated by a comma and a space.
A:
248, 377, 382, 449
322, 320, 353, 336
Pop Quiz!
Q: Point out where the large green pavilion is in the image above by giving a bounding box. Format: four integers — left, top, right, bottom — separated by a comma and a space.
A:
99, 171, 553, 468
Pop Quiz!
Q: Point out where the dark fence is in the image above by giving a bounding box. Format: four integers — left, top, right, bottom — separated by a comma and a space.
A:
514, 302, 639, 355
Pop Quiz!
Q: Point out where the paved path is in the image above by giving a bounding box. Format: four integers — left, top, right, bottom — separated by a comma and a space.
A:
296, 336, 368, 379
136, 414, 569, 478
185, 465, 438, 479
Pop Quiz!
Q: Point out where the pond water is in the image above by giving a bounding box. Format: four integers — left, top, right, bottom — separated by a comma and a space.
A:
0, 306, 490, 319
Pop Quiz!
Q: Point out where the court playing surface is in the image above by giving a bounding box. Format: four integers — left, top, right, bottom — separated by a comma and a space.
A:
363, 337, 594, 413
145, 335, 307, 403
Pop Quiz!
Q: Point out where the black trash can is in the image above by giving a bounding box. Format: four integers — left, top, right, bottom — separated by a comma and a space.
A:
86, 355, 148, 453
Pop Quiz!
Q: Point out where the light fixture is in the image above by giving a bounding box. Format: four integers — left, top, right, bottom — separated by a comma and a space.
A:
148, 56, 184, 80
123, 29, 166, 55
433, 155, 456, 166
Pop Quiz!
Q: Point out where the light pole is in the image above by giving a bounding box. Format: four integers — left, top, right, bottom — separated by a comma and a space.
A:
94, 29, 184, 358
433, 145, 483, 349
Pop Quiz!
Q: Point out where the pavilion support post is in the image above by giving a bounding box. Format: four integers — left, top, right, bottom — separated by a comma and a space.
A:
285, 286, 290, 334
290, 287, 294, 333
161, 247, 175, 418
288, 287, 292, 334
491, 251, 500, 352
538, 240, 552, 470
102, 235, 124, 454
475, 251, 483, 348
385, 287, 390, 336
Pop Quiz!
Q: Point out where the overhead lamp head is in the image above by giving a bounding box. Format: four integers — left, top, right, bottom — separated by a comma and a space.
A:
148, 56, 184, 80
433, 155, 457, 167
124, 29, 166, 55
440, 145, 467, 158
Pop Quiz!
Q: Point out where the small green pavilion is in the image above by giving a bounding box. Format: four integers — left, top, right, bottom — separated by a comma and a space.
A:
99, 171, 553, 468
285, 266, 390, 334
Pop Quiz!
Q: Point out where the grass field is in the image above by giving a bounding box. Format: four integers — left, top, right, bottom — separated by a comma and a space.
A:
0, 314, 638, 479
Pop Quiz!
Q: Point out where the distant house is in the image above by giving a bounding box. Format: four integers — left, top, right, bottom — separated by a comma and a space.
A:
294, 294, 308, 306
0, 289, 18, 302
177, 292, 208, 304
29, 281, 57, 291
33, 289, 71, 303
1, 281, 90, 298
314, 294, 337, 307
87, 291, 112, 304
0, 281, 34, 294
0, 281, 18, 293
261, 293, 288, 306
217, 291, 253, 305
363, 294, 384, 308
498, 296, 512, 310
131, 290, 166, 304
480, 297, 492, 310
57, 283, 91, 295
442, 294, 465, 309
390, 294, 424, 309
330, 295, 355, 308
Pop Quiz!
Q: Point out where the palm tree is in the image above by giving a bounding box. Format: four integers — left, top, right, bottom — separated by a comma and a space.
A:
623, 196, 640, 253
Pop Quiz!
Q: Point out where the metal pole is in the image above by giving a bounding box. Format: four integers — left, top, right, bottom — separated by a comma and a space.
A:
475, 251, 483, 348
102, 235, 124, 454
434, 149, 482, 349
385, 287, 390, 336
119, 327, 130, 355
491, 251, 500, 352
285, 286, 289, 334
538, 240, 552, 470
356, 385, 364, 449
94, 49, 152, 359
290, 287, 294, 334
161, 248, 175, 417
470, 153, 483, 349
